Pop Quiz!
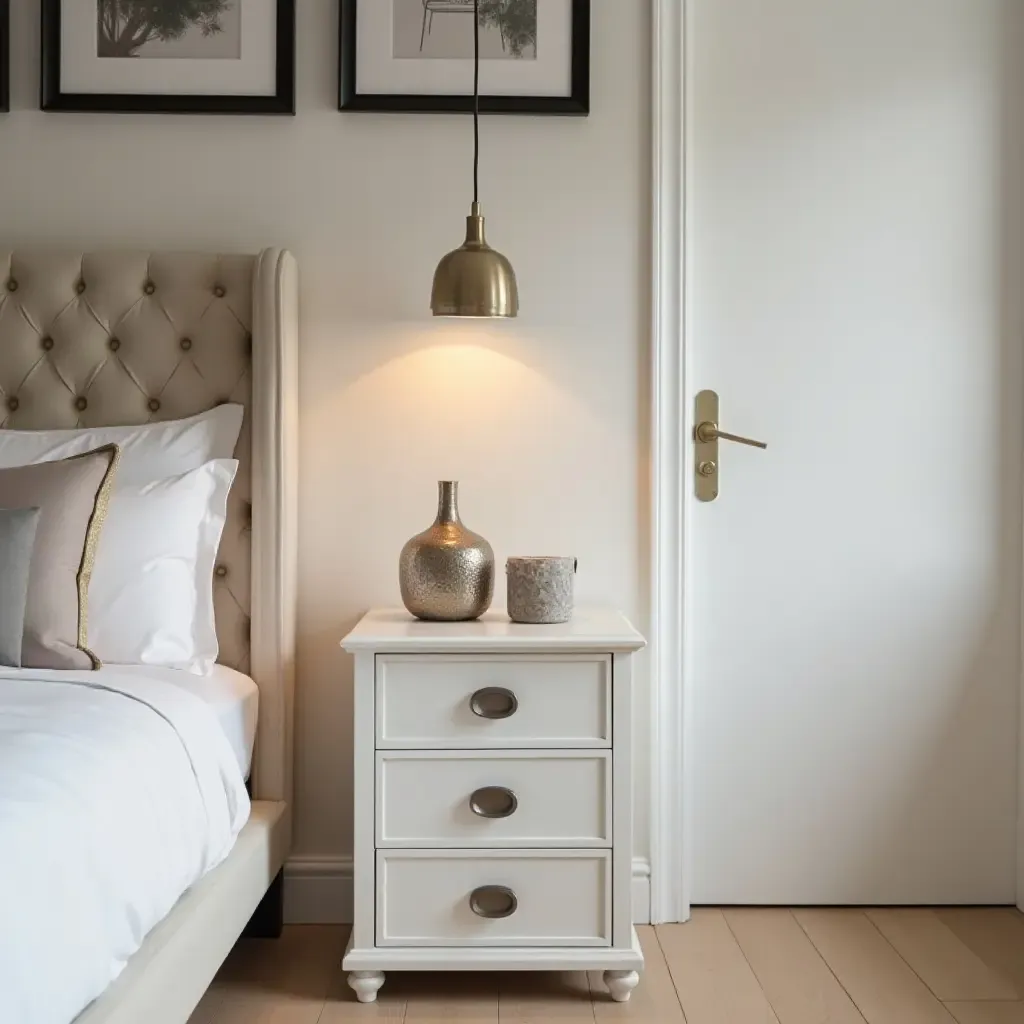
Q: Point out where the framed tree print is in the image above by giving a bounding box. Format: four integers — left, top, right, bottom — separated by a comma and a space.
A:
340, 0, 590, 115
0, 0, 8, 113
41, 0, 296, 114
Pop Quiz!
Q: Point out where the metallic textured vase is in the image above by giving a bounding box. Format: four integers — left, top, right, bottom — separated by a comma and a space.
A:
399, 481, 494, 621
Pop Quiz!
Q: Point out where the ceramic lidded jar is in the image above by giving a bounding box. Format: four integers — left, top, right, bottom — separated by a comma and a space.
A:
399, 481, 495, 621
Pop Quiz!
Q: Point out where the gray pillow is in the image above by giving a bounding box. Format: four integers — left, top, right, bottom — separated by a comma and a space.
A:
0, 507, 41, 667
0, 446, 120, 670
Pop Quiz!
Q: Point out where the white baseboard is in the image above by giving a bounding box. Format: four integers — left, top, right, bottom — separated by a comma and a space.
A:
632, 856, 652, 924
284, 857, 354, 925
285, 856, 653, 926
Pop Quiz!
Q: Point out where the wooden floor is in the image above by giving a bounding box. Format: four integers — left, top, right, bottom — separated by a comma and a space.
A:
189, 908, 1024, 1023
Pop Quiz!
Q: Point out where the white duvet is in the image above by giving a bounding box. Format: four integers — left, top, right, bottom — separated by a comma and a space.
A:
0, 670, 250, 1024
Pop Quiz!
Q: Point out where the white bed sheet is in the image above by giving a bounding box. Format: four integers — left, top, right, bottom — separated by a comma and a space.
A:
0, 667, 250, 1024
155, 665, 260, 778
0, 663, 260, 777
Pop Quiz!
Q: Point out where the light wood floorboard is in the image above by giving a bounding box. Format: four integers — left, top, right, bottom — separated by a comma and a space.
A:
946, 1007, 1024, 1024
944, 1005, 1024, 1024
405, 970, 500, 1024
794, 910, 955, 1023
188, 911, 1024, 1024
498, 970, 595, 1024
936, 910, 1024, 998
724, 908, 866, 1024
658, 909, 779, 1023
201, 925, 347, 1024
866, 910, 1017, 1002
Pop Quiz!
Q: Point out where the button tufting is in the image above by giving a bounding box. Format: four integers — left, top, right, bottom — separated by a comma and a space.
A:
0, 253, 255, 674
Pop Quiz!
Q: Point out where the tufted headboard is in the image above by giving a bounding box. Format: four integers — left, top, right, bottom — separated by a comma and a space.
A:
0, 249, 298, 806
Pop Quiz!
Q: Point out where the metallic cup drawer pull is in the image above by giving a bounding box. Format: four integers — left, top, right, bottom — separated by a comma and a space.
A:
468, 786, 518, 819
469, 686, 519, 720
469, 885, 518, 919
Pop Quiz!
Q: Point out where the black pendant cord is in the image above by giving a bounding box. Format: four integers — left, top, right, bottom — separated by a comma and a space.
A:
473, 0, 480, 206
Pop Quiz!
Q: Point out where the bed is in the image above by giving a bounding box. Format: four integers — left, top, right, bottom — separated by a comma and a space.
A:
0, 249, 298, 1024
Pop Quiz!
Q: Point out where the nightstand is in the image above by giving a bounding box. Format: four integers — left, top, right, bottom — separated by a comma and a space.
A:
340, 608, 646, 1003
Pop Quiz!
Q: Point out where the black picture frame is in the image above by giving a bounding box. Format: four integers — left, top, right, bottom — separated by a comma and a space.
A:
0, 0, 9, 113
40, 0, 296, 114
340, 0, 590, 115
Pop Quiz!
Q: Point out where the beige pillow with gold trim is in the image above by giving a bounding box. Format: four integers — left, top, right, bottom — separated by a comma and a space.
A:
0, 446, 120, 670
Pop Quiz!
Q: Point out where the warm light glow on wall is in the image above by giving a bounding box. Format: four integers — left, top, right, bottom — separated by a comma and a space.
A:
319, 336, 602, 484
367, 343, 569, 456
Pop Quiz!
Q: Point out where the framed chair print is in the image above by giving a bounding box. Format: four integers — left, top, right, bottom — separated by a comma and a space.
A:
340, 0, 590, 114
41, 0, 296, 114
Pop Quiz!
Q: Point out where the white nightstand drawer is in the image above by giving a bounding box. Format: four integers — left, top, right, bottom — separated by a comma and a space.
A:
377, 750, 611, 848
376, 850, 611, 947
375, 654, 611, 748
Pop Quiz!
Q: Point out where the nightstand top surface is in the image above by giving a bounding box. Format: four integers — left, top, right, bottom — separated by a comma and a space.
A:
341, 607, 645, 653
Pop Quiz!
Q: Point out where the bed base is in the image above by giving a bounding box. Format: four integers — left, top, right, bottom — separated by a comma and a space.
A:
73, 800, 290, 1024
244, 867, 284, 938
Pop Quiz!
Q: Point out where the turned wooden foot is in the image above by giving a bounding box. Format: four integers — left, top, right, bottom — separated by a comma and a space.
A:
604, 969, 640, 1002
347, 970, 385, 1003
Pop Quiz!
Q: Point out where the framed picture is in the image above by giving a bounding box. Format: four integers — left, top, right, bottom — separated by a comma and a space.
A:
340, 0, 590, 115
0, 0, 8, 113
41, 0, 296, 114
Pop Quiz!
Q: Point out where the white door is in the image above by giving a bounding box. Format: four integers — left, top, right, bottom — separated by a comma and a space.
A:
689, 0, 1023, 903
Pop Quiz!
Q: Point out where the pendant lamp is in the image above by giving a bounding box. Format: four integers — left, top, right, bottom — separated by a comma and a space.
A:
430, 0, 519, 318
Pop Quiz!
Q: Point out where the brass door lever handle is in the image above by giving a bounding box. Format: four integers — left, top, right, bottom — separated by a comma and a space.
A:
694, 391, 766, 501
694, 421, 767, 450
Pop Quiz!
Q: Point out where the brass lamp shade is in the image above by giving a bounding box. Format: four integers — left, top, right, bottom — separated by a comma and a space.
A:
431, 202, 519, 318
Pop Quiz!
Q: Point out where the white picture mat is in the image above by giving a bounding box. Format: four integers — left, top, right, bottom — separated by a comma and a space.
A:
61, 0, 278, 96
357, 0, 573, 97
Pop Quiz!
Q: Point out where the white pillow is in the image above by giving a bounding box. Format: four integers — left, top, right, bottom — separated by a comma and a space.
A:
89, 460, 238, 674
0, 405, 243, 484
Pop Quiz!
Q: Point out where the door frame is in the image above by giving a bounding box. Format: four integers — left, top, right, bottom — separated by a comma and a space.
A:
648, 0, 1024, 920
649, 0, 691, 925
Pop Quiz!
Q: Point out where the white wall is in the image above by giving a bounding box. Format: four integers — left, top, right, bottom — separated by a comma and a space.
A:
0, 0, 651, 915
